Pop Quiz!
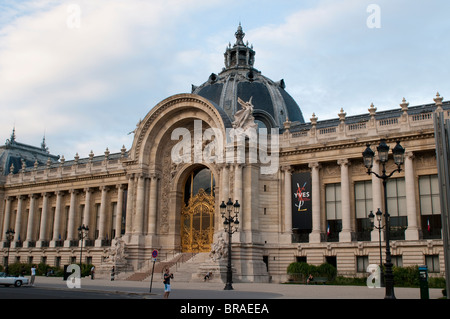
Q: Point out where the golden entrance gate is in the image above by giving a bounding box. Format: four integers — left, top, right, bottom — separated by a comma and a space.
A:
181, 189, 215, 252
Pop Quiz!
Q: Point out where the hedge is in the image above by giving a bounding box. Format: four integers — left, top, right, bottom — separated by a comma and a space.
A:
2, 262, 95, 278
287, 262, 337, 282
286, 262, 446, 288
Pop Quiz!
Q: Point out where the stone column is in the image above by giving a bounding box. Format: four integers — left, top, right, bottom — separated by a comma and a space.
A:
283, 165, 292, 235
2, 197, 13, 241
309, 162, 322, 243
134, 174, 146, 234
66, 189, 78, 242
115, 184, 125, 238
52, 191, 64, 243
221, 164, 230, 203
338, 159, 353, 242
25, 194, 38, 245
371, 159, 383, 242
38, 193, 50, 245
83, 188, 93, 239
404, 152, 420, 240
242, 163, 260, 243
97, 186, 109, 241
148, 174, 159, 235
14, 195, 25, 242
233, 163, 243, 242
125, 174, 135, 235
234, 164, 243, 205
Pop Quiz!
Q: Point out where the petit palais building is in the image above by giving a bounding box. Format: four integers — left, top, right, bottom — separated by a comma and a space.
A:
1, 26, 448, 283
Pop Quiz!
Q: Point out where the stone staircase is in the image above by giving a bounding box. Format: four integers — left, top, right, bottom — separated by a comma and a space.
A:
170, 252, 214, 282
125, 252, 199, 282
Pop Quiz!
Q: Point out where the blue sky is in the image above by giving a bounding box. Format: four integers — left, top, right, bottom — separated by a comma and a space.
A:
1, 0, 449, 158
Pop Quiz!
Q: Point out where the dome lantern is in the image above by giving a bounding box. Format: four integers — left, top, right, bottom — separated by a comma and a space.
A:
192, 24, 305, 128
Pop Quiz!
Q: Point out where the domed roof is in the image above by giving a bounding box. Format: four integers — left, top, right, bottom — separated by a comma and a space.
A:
192, 24, 305, 129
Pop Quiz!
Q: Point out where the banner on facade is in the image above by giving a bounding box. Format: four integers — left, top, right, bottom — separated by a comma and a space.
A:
291, 172, 312, 230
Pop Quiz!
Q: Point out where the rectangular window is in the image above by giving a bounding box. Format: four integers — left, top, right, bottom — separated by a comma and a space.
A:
111, 202, 117, 239
386, 178, 407, 240
386, 178, 406, 217
326, 183, 341, 220
355, 181, 373, 218
357, 256, 369, 273
391, 255, 403, 267
355, 181, 373, 241
425, 255, 440, 273
419, 175, 442, 239
95, 203, 101, 239
79, 204, 85, 226
121, 190, 127, 235
326, 183, 341, 242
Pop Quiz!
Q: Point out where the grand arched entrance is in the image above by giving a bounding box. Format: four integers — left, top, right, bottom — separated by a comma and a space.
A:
180, 166, 215, 252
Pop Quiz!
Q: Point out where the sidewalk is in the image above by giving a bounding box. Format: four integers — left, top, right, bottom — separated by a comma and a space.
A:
30, 276, 445, 299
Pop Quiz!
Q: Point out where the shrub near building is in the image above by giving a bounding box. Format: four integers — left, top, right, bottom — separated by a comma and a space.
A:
287, 262, 337, 283
287, 262, 446, 288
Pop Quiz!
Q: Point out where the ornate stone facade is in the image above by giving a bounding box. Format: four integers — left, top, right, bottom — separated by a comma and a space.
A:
1, 26, 448, 283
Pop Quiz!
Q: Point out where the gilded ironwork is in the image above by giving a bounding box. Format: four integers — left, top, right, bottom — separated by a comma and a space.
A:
181, 188, 215, 252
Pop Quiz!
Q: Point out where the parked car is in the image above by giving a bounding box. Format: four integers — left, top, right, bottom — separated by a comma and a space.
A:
0, 272, 29, 287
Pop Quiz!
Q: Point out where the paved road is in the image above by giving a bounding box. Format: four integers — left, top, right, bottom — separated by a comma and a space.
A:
1, 277, 445, 318
0, 285, 141, 299
1, 275, 443, 299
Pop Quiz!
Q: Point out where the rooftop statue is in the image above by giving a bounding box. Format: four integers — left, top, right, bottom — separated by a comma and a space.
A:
233, 97, 258, 130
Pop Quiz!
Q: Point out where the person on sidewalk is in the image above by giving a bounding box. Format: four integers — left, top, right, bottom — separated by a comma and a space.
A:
163, 268, 174, 299
90, 266, 95, 280
30, 265, 36, 286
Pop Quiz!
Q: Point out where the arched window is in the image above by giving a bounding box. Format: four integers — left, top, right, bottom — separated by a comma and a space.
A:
183, 167, 215, 206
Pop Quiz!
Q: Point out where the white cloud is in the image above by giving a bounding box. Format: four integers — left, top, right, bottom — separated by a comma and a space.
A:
0, 0, 221, 156
1, 0, 449, 158
246, 0, 450, 120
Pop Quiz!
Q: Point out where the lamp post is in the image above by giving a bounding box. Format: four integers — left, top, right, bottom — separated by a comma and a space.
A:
220, 198, 240, 290
363, 139, 405, 299
5, 228, 15, 274
77, 225, 89, 271
368, 208, 385, 287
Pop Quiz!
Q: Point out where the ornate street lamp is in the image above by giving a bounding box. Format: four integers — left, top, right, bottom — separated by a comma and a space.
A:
368, 209, 385, 287
220, 198, 240, 290
363, 139, 405, 299
5, 228, 15, 274
78, 224, 89, 270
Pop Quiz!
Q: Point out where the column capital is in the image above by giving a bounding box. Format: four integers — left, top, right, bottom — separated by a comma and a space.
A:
337, 158, 350, 166
84, 187, 95, 193
280, 165, 293, 173
405, 151, 414, 160
28, 193, 39, 199
217, 163, 231, 171
136, 173, 148, 180
41, 192, 52, 198
116, 183, 126, 190
149, 172, 161, 180
100, 185, 110, 192
308, 162, 320, 169
55, 190, 65, 196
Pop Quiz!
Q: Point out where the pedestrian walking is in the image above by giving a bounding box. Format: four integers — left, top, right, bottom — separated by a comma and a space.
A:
30, 265, 36, 286
163, 268, 174, 299
91, 265, 95, 280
